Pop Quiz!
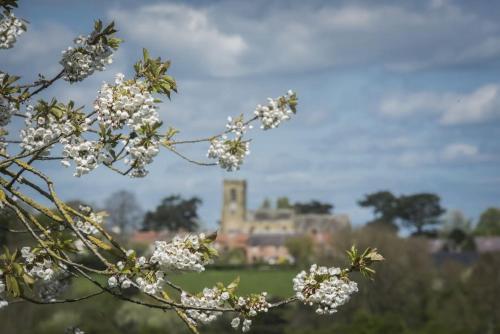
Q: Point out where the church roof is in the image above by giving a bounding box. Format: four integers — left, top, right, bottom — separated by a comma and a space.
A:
247, 233, 298, 246
248, 208, 294, 221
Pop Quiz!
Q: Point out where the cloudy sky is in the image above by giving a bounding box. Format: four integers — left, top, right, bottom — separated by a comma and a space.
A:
2, 0, 500, 228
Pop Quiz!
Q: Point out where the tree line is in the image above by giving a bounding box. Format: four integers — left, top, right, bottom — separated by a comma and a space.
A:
96, 189, 500, 237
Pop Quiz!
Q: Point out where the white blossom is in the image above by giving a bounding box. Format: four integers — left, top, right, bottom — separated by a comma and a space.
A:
61, 136, 111, 177
254, 90, 296, 130
21, 247, 56, 281
207, 136, 250, 172
0, 300, 7, 309
135, 272, 164, 295
121, 277, 132, 289
231, 317, 240, 329
19, 105, 86, 156
108, 276, 118, 288
181, 287, 225, 325
75, 217, 99, 235
232, 292, 270, 332
21, 246, 36, 263
149, 234, 212, 272
94, 74, 161, 177
0, 11, 26, 49
60, 34, 114, 82
242, 319, 252, 332
20, 111, 62, 154
293, 264, 358, 315
226, 116, 252, 137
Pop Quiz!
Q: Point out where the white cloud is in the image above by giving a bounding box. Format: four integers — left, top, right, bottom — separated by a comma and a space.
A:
442, 143, 479, 161
441, 85, 500, 124
109, 4, 247, 77
396, 142, 481, 167
0, 22, 74, 72
379, 84, 500, 125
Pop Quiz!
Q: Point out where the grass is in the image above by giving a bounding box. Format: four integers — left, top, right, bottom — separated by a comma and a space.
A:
169, 268, 298, 297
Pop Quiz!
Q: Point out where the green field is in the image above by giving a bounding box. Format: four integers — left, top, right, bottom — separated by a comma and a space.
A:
169, 268, 298, 297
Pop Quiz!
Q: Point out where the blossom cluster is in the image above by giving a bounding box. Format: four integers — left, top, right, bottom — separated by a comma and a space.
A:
0, 75, 16, 127
20, 105, 82, 154
208, 90, 296, 171
0, 269, 7, 309
21, 247, 56, 281
74, 211, 103, 235
94, 73, 161, 177
207, 136, 250, 171
108, 270, 164, 295
19, 104, 112, 177
107, 252, 165, 295
0, 11, 26, 49
149, 233, 213, 272
254, 90, 296, 130
236, 292, 270, 317
293, 264, 358, 315
231, 292, 270, 332
60, 34, 114, 82
226, 116, 252, 137
181, 287, 227, 325
135, 271, 165, 295
61, 137, 111, 177
231, 318, 252, 333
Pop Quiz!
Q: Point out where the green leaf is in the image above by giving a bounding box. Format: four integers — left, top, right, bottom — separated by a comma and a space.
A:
143, 48, 150, 60
22, 273, 35, 285
227, 276, 240, 292
6, 274, 20, 297
12, 263, 23, 276
94, 19, 102, 32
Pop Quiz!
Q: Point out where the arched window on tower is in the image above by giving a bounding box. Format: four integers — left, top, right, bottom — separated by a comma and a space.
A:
230, 188, 237, 202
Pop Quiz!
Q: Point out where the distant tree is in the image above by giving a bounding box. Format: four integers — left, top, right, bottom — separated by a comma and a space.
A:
441, 209, 472, 234
105, 190, 143, 233
294, 200, 333, 214
440, 210, 475, 251
397, 193, 445, 235
358, 191, 399, 232
142, 195, 201, 232
276, 197, 292, 209
475, 207, 500, 236
260, 198, 272, 209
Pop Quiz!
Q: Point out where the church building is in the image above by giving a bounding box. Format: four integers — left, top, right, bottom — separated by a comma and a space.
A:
217, 180, 350, 263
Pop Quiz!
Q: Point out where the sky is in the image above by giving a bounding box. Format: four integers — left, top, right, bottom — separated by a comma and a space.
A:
2, 0, 500, 229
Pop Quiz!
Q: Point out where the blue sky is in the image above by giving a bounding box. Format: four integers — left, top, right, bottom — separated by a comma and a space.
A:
2, 0, 500, 229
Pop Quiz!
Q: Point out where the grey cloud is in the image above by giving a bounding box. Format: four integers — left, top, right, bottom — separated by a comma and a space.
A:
106, 1, 500, 78
380, 84, 500, 125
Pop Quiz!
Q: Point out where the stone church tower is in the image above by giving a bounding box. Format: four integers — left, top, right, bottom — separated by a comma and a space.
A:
220, 180, 247, 233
